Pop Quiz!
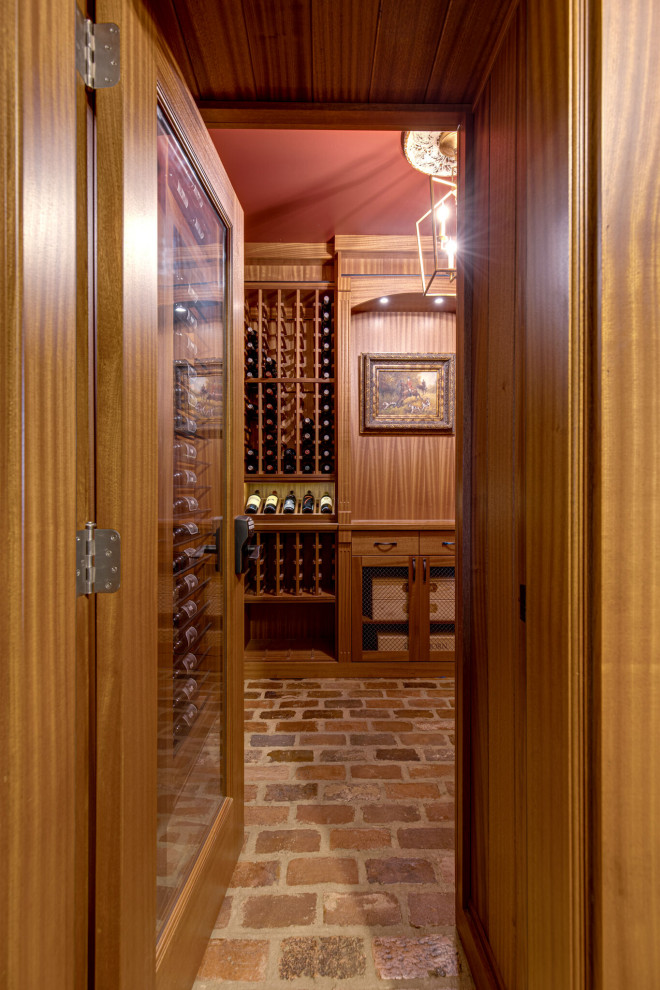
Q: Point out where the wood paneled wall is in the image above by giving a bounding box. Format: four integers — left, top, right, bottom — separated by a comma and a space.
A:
458, 8, 527, 989
348, 310, 456, 523
597, 0, 660, 985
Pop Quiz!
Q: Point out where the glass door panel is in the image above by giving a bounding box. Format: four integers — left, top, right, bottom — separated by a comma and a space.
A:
356, 556, 413, 661
156, 106, 227, 935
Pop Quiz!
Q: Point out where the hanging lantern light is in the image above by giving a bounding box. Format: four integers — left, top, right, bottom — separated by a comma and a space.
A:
401, 131, 458, 296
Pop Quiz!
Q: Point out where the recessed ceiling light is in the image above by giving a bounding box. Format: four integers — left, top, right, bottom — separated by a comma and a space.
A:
434, 297, 444, 304
379, 297, 389, 304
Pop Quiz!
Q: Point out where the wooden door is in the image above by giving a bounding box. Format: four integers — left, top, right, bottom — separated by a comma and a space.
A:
89, 5, 245, 989
2, 1, 78, 986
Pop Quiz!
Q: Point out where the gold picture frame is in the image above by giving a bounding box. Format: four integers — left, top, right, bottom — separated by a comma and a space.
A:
360, 353, 455, 433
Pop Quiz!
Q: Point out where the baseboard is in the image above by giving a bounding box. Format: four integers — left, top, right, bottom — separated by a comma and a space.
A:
244, 660, 455, 679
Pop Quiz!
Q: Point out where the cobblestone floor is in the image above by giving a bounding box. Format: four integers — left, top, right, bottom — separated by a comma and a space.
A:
194, 677, 474, 990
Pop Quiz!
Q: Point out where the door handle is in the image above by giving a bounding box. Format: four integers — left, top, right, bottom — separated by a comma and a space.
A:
412, 558, 416, 582
374, 541, 397, 550
423, 557, 427, 582
202, 526, 221, 572
442, 541, 455, 547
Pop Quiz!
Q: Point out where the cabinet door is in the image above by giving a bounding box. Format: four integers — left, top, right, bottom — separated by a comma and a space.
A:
420, 554, 456, 661
352, 556, 419, 661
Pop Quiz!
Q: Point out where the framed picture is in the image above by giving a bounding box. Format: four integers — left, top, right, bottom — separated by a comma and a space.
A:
360, 353, 455, 433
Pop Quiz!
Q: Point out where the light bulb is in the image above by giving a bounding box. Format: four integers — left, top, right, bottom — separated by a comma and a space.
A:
379, 297, 389, 304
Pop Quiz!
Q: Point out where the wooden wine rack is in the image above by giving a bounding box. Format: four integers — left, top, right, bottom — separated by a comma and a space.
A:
245, 531, 336, 600
243, 284, 338, 662
244, 287, 335, 480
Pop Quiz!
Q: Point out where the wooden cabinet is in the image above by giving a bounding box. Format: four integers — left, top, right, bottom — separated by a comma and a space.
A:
351, 536, 455, 663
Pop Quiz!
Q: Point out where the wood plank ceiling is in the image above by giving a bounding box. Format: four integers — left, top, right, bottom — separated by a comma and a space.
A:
154, 0, 517, 107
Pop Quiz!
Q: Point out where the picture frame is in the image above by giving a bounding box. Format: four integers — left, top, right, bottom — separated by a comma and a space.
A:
360, 352, 455, 433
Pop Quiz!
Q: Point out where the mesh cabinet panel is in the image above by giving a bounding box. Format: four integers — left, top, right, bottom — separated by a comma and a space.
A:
361, 565, 409, 652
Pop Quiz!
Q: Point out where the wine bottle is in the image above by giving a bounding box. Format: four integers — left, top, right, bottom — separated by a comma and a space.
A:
262, 356, 276, 378
173, 546, 202, 573
302, 491, 314, 514
174, 439, 197, 460
174, 412, 197, 435
321, 463, 333, 473
263, 491, 278, 514
173, 495, 199, 514
245, 490, 262, 514
173, 625, 199, 653
173, 703, 198, 736
173, 599, 199, 627
301, 462, 314, 474
320, 492, 333, 514
173, 677, 198, 707
174, 573, 199, 602
282, 490, 296, 514
173, 521, 199, 542
174, 329, 197, 359
173, 468, 198, 486
282, 447, 297, 474
246, 325, 257, 341
174, 304, 198, 330
174, 652, 198, 674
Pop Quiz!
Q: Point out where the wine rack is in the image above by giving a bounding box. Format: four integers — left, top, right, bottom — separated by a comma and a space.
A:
244, 287, 335, 481
245, 531, 336, 599
243, 284, 338, 661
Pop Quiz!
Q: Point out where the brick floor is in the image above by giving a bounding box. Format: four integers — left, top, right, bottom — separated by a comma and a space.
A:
194, 678, 474, 990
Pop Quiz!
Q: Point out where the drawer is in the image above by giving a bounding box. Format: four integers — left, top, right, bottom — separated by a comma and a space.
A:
419, 531, 455, 555
352, 531, 419, 555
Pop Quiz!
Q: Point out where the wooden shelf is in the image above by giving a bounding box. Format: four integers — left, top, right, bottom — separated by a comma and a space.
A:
252, 518, 337, 530
245, 377, 335, 384
245, 592, 336, 603
245, 475, 335, 482
244, 639, 336, 663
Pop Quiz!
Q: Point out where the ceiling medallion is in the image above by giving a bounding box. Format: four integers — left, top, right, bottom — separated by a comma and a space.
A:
401, 131, 458, 177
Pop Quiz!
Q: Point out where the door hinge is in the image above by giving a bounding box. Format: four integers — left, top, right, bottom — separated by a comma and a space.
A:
76, 522, 121, 596
75, 6, 120, 89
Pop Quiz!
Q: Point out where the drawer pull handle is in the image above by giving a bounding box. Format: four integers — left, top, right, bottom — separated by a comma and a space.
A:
442, 541, 455, 547
374, 541, 397, 550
